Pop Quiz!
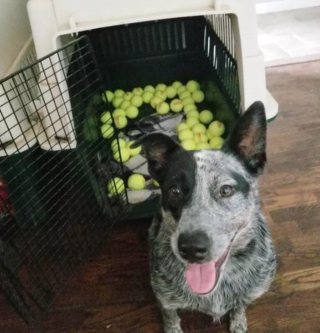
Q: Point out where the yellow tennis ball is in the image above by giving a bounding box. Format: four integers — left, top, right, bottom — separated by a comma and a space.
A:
177, 85, 186, 95
176, 123, 189, 133
132, 87, 143, 96
199, 110, 214, 124
131, 96, 143, 107
208, 121, 225, 137
108, 177, 125, 195
182, 97, 195, 106
206, 129, 213, 140
127, 141, 142, 156
178, 129, 193, 141
125, 106, 139, 119
113, 109, 126, 117
184, 104, 197, 114
142, 91, 153, 103
186, 80, 200, 92
101, 124, 114, 138
181, 139, 196, 151
102, 90, 114, 103
179, 91, 191, 100
113, 147, 130, 162
123, 92, 133, 101
153, 179, 160, 187
112, 97, 123, 108
114, 116, 128, 129
155, 90, 167, 101
144, 85, 155, 93
196, 142, 211, 150
193, 133, 208, 144
186, 110, 200, 119
186, 117, 199, 128
192, 90, 205, 103
101, 111, 112, 124
111, 138, 126, 151
172, 81, 182, 89
128, 174, 146, 190
210, 137, 224, 149
150, 96, 163, 109
192, 123, 206, 134
166, 86, 177, 99
170, 99, 183, 112
114, 89, 125, 97
120, 100, 131, 110
157, 102, 170, 115
156, 83, 167, 91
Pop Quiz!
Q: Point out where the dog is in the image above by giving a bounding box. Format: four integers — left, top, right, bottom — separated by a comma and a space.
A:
133, 101, 277, 333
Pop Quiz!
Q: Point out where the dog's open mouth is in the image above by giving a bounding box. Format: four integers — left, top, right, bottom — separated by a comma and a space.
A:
185, 244, 231, 295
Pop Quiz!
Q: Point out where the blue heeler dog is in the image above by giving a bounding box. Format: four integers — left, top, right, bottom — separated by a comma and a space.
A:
133, 101, 277, 333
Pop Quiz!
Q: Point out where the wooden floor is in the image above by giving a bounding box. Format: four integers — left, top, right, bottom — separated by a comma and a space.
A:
1, 61, 320, 332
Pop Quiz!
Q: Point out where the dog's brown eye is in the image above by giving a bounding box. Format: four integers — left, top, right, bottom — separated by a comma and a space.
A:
169, 185, 181, 198
220, 185, 234, 197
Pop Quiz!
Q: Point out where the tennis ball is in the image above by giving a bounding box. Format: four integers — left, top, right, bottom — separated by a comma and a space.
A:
102, 90, 114, 103
181, 139, 196, 151
172, 81, 182, 89
182, 97, 195, 106
193, 133, 208, 144
176, 123, 189, 133
127, 141, 142, 156
113, 109, 126, 117
125, 106, 139, 119
120, 100, 131, 110
131, 95, 143, 107
101, 111, 112, 124
153, 180, 160, 187
210, 137, 224, 149
123, 92, 133, 101
144, 85, 155, 93
177, 85, 186, 95
206, 129, 213, 140
114, 116, 128, 129
196, 142, 211, 150
170, 99, 183, 112
192, 123, 206, 134
114, 89, 125, 97
108, 177, 125, 195
186, 117, 199, 128
155, 90, 167, 101
184, 104, 197, 114
112, 97, 123, 108
157, 102, 170, 115
101, 124, 114, 138
179, 91, 191, 100
192, 90, 205, 103
142, 91, 153, 104
156, 83, 167, 91
132, 87, 143, 96
111, 138, 126, 151
150, 96, 163, 109
114, 147, 130, 163
186, 80, 200, 92
166, 86, 177, 99
128, 174, 146, 190
186, 110, 200, 119
208, 121, 225, 137
178, 129, 193, 141
199, 110, 214, 124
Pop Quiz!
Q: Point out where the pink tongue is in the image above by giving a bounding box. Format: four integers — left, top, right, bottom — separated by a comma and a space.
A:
185, 261, 216, 294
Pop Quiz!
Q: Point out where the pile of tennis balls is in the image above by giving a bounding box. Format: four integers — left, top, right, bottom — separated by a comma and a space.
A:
110, 138, 142, 163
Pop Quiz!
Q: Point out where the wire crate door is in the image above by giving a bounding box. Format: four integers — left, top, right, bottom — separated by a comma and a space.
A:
0, 36, 128, 323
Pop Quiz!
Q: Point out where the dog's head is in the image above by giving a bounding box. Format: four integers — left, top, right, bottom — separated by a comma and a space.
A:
134, 101, 267, 295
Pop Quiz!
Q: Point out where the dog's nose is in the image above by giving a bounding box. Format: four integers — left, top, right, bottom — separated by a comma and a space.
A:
178, 231, 211, 262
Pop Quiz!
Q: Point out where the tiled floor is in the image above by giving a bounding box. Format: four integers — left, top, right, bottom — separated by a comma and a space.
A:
258, 6, 320, 67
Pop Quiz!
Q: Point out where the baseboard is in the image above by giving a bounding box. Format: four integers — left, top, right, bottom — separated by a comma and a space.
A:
256, 0, 320, 14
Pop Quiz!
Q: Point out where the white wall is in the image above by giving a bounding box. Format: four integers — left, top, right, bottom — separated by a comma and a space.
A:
0, 0, 31, 78
256, 0, 320, 14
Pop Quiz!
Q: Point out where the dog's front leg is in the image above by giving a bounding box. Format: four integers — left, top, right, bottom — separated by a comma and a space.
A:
229, 307, 248, 333
159, 302, 183, 333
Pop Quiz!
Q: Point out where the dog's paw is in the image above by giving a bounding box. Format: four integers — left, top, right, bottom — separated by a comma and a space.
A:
230, 321, 247, 333
164, 326, 184, 333
229, 308, 247, 333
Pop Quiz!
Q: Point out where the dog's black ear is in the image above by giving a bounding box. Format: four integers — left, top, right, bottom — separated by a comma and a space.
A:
222, 101, 267, 175
132, 133, 182, 180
